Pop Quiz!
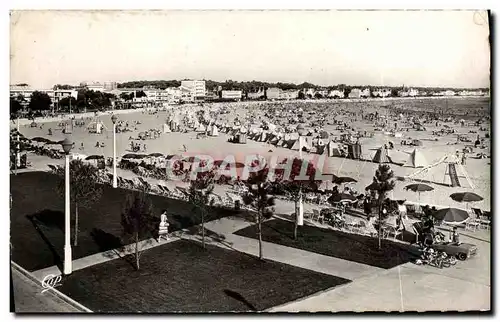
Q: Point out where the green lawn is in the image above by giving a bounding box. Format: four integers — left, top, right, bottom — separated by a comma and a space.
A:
56, 239, 350, 312
10, 171, 239, 272
234, 219, 419, 269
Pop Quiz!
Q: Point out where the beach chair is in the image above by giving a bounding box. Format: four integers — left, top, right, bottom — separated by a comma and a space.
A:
346, 218, 362, 234
365, 221, 379, 237
117, 176, 125, 187
471, 208, 491, 229
465, 218, 480, 232
384, 225, 403, 241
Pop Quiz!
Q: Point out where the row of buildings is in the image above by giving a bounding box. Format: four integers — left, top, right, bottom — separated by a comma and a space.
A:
10, 85, 78, 106
10, 80, 489, 108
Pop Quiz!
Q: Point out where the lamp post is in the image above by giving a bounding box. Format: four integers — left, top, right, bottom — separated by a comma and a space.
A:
61, 138, 73, 275
296, 124, 307, 227
111, 114, 118, 188
16, 116, 20, 174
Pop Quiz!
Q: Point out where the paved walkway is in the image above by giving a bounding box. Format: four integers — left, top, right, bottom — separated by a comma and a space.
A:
32, 215, 383, 282
11, 264, 85, 313
32, 234, 183, 281
268, 232, 490, 312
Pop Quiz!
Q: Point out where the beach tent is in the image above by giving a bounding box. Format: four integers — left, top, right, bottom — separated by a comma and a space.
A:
259, 131, 268, 142
269, 134, 281, 145
372, 146, 390, 163
86, 118, 107, 134
327, 141, 343, 157
237, 133, 247, 144
347, 143, 362, 160
209, 125, 219, 137
196, 124, 206, 132
404, 148, 428, 168
163, 124, 172, 133
290, 136, 312, 152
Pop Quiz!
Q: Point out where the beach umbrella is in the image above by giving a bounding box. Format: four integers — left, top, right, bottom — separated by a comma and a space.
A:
450, 192, 484, 212
404, 183, 434, 202
328, 193, 356, 204
31, 137, 52, 143
432, 207, 469, 225
450, 192, 483, 203
333, 176, 357, 185
148, 152, 164, 158
85, 155, 104, 160
122, 153, 147, 159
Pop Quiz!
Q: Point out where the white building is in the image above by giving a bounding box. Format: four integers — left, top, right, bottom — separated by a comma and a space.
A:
266, 88, 282, 100
103, 81, 118, 91
360, 88, 371, 98
348, 88, 361, 98
179, 86, 195, 103
180, 80, 206, 101
372, 89, 391, 98
247, 87, 266, 100
10, 85, 77, 107
53, 89, 78, 105
87, 82, 105, 92
281, 90, 299, 100
221, 90, 242, 101
328, 89, 345, 98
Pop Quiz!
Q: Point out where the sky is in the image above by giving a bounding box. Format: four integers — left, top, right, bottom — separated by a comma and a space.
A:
10, 10, 490, 89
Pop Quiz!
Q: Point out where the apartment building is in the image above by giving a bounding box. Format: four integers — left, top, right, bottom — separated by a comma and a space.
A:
180, 80, 206, 101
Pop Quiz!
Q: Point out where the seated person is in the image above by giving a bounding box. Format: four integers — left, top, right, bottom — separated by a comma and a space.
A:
451, 227, 461, 245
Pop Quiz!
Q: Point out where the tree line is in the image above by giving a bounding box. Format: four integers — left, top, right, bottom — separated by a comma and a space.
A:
116, 79, 488, 93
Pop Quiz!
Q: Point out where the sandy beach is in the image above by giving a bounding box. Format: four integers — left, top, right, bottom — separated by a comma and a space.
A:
14, 97, 491, 211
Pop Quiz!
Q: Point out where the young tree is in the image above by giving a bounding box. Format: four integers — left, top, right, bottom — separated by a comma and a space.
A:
59, 97, 77, 112
242, 166, 276, 260
188, 169, 216, 249
52, 160, 103, 246
10, 98, 22, 118
121, 189, 155, 270
29, 91, 52, 111
368, 164, 396, 249
274, 158, 319, 240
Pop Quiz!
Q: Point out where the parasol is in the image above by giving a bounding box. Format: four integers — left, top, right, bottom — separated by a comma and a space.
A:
85, 155, 105, 160
432, 207, 469, 225
450, 192, 483, 203
122, 153, 147, 159
148, 152, 165, 158
328, 193, 356, 204
404, 183, 434, 202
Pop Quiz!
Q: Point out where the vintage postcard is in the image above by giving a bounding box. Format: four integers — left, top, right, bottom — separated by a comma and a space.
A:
9, 10, 490, 313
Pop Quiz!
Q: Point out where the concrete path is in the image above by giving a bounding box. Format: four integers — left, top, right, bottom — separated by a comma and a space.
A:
199, 217, 384, 280
268, 232, 491, 312
32, 235, 182, 281
11, 264, 85, 313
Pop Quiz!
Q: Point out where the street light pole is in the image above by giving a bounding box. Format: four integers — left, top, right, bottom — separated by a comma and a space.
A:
61, 138, 73, 275
16, 117, 20, 174
111, 114, 118, 188
297, 125, 306, 227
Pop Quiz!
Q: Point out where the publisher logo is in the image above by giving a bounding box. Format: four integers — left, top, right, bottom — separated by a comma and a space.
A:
41, 274, 62, 294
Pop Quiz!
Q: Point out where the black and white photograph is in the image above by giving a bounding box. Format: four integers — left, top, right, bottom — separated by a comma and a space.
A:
8, 9, 491, 313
